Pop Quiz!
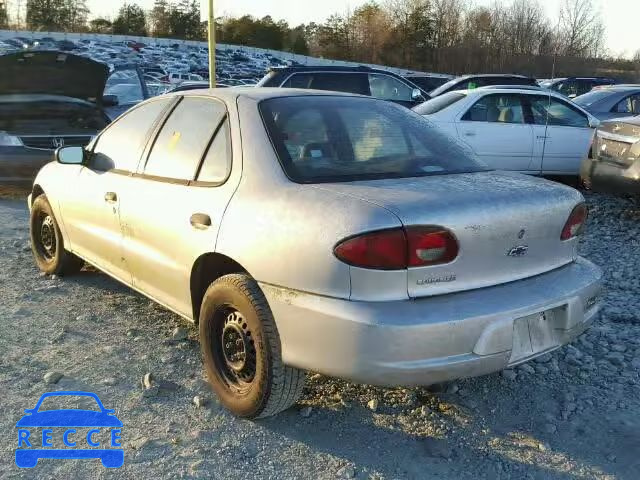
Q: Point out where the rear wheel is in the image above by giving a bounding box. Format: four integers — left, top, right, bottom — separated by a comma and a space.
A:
30, 195, 84, 275
199, 273, 305, 418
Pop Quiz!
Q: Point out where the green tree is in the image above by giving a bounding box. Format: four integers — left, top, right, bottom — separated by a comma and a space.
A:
149, 0, 170, 37
89, 17, 112, 33
112, 3, 147, 36
62, 0, 90, 32
26, 0, 66, 30
0, 0, 8, 28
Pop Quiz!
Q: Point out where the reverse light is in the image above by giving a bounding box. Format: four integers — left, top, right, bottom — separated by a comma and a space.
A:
561, 203, 588, 240
0, 131, 23, 147
334, 226, 458, 270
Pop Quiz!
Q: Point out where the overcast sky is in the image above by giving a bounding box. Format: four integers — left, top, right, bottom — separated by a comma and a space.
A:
88, 0, 639, 58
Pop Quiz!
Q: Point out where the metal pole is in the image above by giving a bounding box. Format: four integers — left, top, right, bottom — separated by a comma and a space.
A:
208, 0, 216, 88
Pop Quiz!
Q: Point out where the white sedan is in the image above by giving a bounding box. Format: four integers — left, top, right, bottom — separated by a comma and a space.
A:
414, 87, 600, 176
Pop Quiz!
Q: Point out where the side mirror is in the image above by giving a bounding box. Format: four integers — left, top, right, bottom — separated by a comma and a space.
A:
55, 146, 85, 165
102, 94, 119, 106
588, 117, 600, 128
411, 88, 426, 103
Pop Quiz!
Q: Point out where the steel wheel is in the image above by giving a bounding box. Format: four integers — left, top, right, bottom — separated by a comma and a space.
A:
38, 214, 57, 261
212, 306, 257, 393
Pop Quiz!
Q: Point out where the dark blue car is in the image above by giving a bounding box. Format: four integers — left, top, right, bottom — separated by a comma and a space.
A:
15, 391, 123, 468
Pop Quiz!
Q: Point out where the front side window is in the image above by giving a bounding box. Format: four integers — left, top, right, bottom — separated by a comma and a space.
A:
144, 97, 226, 181
462, 94, 525, 123
530, 96, 589, 127
368, 74, 413, 102
260, 96, 487, 183
90, 98, 170, 172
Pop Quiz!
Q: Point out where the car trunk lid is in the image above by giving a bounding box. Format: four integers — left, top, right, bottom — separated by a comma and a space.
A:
322, 171, 583, 298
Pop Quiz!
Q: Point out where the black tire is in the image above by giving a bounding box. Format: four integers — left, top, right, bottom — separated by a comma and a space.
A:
30, 195, 84, 276
199, 273, 305, 418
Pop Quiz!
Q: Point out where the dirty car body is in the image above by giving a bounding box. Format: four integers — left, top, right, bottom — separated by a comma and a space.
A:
30, 88, 602, 389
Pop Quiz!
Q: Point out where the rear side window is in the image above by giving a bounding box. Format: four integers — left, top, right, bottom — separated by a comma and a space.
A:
529, 96, 589, 127
413, 92, 466, 115
282, 73, 313, 89
90, 98, 170, 172
613, 95, 640, 114
260, 96, 487, 183
307, 73, 369, 95
144, 97, 226, 181
197, 118, 231, 184
462, 94, 525, 123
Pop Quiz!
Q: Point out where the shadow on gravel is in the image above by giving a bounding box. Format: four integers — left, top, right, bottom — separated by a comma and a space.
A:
257, 378, 632, 479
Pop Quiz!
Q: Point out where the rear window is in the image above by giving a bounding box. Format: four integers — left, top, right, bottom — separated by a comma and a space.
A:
573, 90, 613, 107
413, 92, 466, 115
259, 96, 487, 183
405, 76, 450, 92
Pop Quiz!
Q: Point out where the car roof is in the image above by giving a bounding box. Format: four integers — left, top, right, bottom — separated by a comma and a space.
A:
464, 87, 566, 98
593, 84, 640, 91
267, 65, 400, 75
175, 87, 372, 102
457, 73, 533, 79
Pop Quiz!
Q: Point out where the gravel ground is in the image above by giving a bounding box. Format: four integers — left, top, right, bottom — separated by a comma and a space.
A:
0, 191, 639, 479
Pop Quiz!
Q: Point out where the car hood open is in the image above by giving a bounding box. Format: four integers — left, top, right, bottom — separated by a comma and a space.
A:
0, 51, 109, 103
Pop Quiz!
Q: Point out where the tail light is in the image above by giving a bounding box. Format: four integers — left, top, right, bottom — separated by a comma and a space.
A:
561, 203, 588, 240
334, 227, 458, 270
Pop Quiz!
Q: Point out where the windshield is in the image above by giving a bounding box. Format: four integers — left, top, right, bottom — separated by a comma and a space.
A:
413, 92, 466, 115
260, 96, 488, 183
573, 90, 615, 107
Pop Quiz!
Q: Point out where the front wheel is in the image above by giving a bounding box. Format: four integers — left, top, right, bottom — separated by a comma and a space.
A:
30, 195, 84, 276
199, 273, 305, 418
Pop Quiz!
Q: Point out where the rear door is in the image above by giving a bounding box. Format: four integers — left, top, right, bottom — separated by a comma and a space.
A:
455, 93, 536, 172
60, 98, 172, 282
528, 95, 594, 174
120, 96, 237, 317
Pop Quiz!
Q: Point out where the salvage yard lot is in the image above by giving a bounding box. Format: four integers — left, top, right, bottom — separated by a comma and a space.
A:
0, 192, 639, 479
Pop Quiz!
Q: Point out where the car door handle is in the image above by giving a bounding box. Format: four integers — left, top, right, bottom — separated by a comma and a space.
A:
536, 135, 548, 139
190, 213, 212, 230
104, 192, 117, 203
464, 131, 476, 137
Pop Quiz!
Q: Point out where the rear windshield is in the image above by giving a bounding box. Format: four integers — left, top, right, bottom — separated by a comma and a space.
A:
413, 92, 466, 115
573, 89, 614, 107
259, 96, 488, 183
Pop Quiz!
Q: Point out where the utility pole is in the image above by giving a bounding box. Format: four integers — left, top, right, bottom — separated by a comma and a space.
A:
208, 0, 216, 88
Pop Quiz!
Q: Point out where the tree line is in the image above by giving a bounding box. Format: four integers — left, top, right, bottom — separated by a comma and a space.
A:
1, 0, 638, 80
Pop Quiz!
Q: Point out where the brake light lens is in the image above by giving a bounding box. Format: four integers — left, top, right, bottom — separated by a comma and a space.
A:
333, 227, 458, 270
407, 227, 459, 266
561, 203, 588, 240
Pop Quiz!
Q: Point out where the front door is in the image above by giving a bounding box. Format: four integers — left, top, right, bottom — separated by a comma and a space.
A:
58, 97, 173, 282
121, 96, 236, 318
455, 93, 536, 172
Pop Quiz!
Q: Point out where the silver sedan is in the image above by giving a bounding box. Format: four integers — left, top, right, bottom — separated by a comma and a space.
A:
27, 88, 602, 418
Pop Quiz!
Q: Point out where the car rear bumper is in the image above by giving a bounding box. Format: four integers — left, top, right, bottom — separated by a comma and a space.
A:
262, 257, 602, 386
581, 157, 640, 194
0, 146, 53, 186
